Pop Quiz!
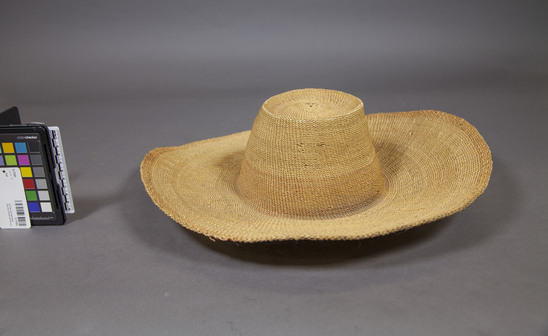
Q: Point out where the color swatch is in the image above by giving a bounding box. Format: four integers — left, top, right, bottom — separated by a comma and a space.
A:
1, 140, 53, 214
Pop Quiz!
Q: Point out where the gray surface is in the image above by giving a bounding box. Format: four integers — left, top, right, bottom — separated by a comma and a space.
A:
1, 1, 548, 335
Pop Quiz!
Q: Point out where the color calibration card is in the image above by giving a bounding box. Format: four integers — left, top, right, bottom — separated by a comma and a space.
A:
0, 131, 64, 225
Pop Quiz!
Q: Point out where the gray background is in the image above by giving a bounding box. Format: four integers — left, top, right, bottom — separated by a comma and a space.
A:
1, 1, 547, 335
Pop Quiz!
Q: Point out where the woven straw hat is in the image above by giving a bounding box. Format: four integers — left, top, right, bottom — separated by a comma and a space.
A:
141, 88, 492, 242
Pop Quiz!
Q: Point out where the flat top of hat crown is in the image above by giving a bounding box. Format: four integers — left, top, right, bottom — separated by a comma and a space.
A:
262, 88, 363, 120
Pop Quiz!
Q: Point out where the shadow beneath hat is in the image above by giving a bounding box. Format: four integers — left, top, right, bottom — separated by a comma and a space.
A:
187, 221, 450, 265
124, 155, 516, 267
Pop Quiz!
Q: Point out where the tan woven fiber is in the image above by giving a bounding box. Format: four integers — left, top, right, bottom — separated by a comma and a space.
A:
140, 88, 492, 242
235, 89, 384, 218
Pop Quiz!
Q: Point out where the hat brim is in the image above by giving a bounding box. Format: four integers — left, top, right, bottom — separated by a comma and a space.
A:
140, 110, 492, 242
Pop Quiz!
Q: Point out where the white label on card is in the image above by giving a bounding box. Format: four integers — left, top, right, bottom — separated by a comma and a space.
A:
0, 168, 31, 229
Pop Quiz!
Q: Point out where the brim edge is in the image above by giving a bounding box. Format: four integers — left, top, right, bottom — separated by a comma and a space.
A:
140, 111, 493, 243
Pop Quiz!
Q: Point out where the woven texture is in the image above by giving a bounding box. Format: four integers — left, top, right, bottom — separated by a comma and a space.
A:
140, 89, 492, 242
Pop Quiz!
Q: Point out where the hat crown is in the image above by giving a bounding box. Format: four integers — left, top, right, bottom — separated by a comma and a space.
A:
235, 88, 385, 219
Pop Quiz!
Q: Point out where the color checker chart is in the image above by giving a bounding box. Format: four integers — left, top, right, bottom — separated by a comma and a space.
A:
1, 134, 61, 223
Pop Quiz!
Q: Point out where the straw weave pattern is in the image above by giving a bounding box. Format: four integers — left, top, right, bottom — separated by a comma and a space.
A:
140, 89, 492, 242
236, 89, 384, 218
